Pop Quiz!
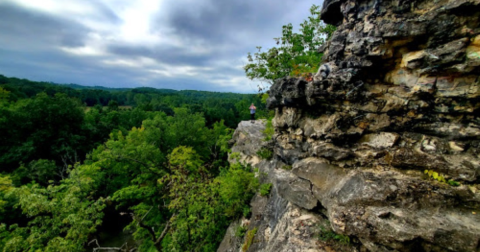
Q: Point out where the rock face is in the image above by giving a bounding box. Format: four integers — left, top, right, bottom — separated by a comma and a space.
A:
220, 0, 480, 251
228, 120, 269, 167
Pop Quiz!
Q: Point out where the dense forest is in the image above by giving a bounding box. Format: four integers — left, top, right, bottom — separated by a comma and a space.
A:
0, 74, 269, 129
0, 74, 268, 251
0, 4, 334, 251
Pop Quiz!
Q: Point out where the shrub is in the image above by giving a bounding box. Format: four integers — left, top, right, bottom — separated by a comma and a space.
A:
263, 119, 275, 141
259, 183, 273, 196
256, 148, 273, 160
318, 224, 350, 245
243, 206, 251, 218
236, 225, 248, 238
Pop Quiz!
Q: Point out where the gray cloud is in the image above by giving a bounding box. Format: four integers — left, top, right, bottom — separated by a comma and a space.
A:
157, 0, 302, 45
0, 3, 90, 49
107, 44, 211, 66
0, 0, 323, 93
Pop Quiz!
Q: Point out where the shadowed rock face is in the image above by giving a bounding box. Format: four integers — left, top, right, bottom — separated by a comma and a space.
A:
220, 0, 480, 252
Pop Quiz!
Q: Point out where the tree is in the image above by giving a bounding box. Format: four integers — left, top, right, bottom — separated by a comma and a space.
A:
0, 165, 106, 252
0, 88, 10, 104
244, 4, 336, 89
0, 93, 86, 173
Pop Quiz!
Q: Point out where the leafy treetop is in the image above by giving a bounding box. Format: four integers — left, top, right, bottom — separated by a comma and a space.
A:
244, 4, 336, 90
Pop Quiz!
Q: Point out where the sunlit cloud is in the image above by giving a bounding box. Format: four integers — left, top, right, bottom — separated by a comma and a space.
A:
61, 46, 106, 56
0, 0, 323, 92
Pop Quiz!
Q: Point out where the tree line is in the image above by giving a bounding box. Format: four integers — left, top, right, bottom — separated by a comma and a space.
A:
0, 74, 268, 129
0, 75, 266, 251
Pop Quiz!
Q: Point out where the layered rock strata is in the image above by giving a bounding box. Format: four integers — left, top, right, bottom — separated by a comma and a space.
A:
220, 0, 480, 251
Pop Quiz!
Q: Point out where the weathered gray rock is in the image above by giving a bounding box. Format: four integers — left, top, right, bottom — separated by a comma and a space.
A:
309, 142, 352, 161
220, 0, 480, 251
360, 132, 400, 149
321, 0, 344, 26
267, 77, 307, 110
229, 120, 268, 166
274, 169, 317, 210
217, 218, 244, 252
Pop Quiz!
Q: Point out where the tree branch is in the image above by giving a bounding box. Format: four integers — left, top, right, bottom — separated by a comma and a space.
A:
154, 213, 176, 245
89, 239, 129, 252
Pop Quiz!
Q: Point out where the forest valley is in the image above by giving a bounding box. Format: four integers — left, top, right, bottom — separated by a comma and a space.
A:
0, 4, 334, 250
0, 75, 270, 251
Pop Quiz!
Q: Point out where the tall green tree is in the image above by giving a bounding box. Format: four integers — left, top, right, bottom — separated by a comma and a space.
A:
244, 4, 336, 88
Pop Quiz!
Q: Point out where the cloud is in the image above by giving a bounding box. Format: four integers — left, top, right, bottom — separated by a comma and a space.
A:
0, 3, 91, 50
0, 0, 323, 93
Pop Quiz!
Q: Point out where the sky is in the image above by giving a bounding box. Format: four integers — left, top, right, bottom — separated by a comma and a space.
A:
0, 0, 323, 93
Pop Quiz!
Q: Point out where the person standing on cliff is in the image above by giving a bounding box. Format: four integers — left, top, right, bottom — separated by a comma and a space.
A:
249, 103, 256, 123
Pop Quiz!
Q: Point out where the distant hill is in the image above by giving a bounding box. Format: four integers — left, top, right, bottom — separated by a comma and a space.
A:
0, 73, 259, 106
0, 74, 247, 96
60, 83, 132, 91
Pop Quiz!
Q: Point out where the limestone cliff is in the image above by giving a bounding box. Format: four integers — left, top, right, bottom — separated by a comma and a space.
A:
219, 0, 480, 251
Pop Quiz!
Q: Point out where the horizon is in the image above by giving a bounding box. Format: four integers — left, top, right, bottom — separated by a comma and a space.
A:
0, 73, 259, 94
0, 0, 324, 93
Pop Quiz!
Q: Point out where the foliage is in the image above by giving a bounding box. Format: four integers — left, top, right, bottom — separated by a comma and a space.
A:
155, 149, 258, 251
244, 5, 336, 87
0, 87, 9, 103
259, 183, 273, 197
263, 118, 275, 141
0, 93, 86, 173
216, 162, 259, 218
0, 175, 13, 214
318, 224, 350, 245
0, 84, 262, 251
235, 225, 248, 238
0, 165, 106, 252
14, 159, 58, 185
0, 74, 269, 128
261, 93, 269, 104
282, 165, 292, 171
447, 180, 461, 186
257, 148, 273, 160
424, 169, 446, 183
242, 228, 258, 252
242, 207, 251, 218
424, 170, 460, 186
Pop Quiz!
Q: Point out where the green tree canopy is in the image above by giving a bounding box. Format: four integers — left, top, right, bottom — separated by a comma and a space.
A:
244, 4, 336, 88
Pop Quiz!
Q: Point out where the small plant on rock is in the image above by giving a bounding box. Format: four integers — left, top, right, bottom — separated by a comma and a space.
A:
242, 227, 258, 252
447, 180, 461, 186
263, 118, 275, 141
230, 152, 242, 161
259, 183, 273, 196
236, 225, 248, 238
256, 148, 273, 160
318, 223, 350, 245
242, 206, 251, 218
424, 169, 460, 186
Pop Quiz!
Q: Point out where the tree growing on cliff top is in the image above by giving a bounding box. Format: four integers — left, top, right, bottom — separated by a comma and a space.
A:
244, 4, 336, 90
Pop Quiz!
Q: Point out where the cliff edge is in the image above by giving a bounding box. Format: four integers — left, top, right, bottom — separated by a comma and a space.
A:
221, 0, 480, 251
